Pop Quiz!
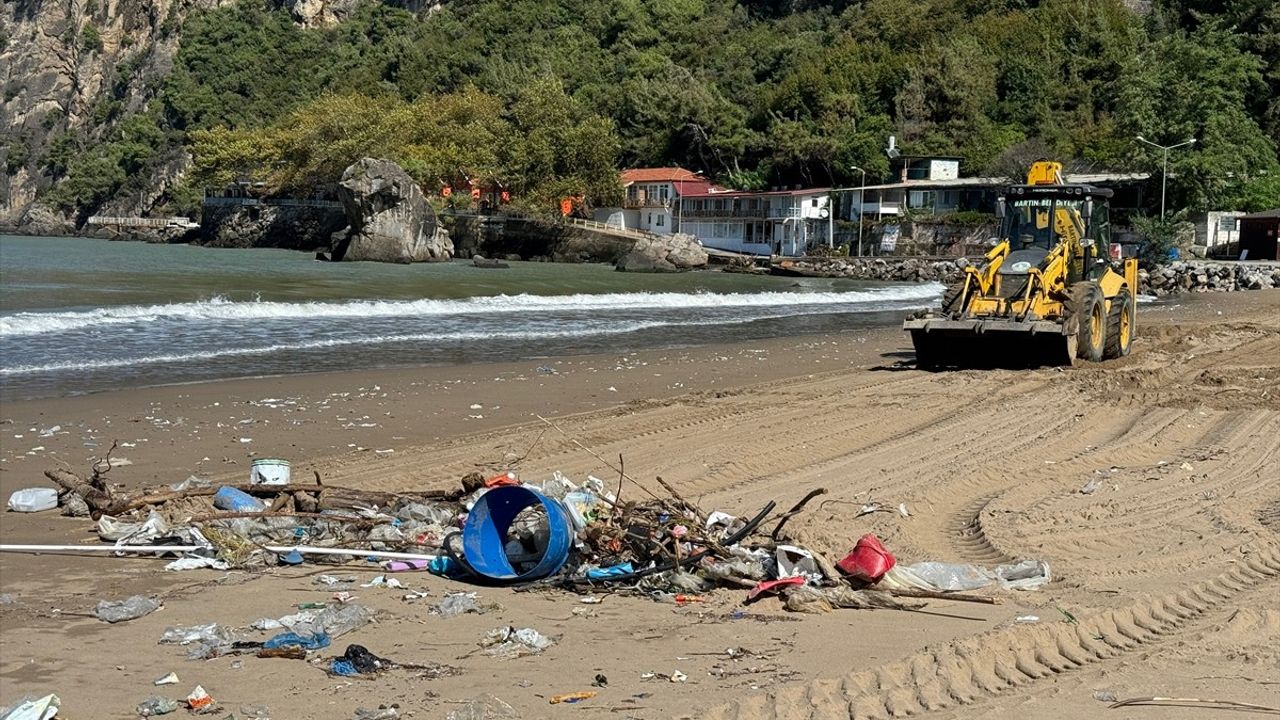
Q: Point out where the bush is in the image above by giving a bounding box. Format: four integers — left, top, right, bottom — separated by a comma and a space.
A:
1131, 214, 1179, 267
81, 23, 103, 53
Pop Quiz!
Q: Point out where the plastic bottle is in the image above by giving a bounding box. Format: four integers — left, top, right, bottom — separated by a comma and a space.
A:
6, 488, 58, 513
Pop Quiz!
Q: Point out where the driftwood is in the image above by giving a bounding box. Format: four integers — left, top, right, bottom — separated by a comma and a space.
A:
46, 466, 461, 518
45, 469, 115, 515
883, 588, 1000, 605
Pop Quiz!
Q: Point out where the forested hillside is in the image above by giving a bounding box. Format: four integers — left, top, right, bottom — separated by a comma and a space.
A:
3, 0, 1278, 223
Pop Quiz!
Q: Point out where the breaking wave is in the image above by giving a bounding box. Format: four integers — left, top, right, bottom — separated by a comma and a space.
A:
0, 285, 944, 337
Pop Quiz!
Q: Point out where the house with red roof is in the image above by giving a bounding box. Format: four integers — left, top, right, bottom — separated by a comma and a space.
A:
593, 167, 717, 236
596, 167, 835, 255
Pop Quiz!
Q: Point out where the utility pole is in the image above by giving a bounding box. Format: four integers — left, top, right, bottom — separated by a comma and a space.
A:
850, 165, 867, 256
1135, 136, 1195, 219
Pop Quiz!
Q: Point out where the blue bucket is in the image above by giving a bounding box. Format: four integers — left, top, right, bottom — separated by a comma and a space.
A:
461, 486, 573, 582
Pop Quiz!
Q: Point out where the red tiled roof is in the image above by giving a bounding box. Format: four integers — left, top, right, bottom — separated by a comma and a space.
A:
621, 167, 705, 184
681, 187, 831, 199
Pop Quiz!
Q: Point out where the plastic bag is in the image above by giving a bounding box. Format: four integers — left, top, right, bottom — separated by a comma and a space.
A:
96, 595, 160, 623
434, 593, 484, 617
97, 511, 169, 546
884, 559, 1050, 592
836, 534, 896, 582
443, 694, 518, 720
159, 623, 230, 646
0, 694, 60, 720
294, 603, 373, 639
480, 626, 553, 658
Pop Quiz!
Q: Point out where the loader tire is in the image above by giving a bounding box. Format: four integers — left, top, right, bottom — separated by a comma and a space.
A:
1066, 281, 1107, 362
1104, 287, 1135, 359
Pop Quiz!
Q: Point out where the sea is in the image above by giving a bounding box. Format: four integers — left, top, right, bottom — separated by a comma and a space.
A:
0, 235, 942, 400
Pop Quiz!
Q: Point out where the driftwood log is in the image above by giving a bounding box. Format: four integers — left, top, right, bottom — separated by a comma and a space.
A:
45, 468, 461, 518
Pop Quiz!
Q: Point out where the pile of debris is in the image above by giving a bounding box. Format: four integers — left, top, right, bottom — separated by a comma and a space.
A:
7, 439, 1048, 613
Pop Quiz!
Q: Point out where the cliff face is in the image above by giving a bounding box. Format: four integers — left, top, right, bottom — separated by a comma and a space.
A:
1, 0, 215, 225
0, 0, 399, 230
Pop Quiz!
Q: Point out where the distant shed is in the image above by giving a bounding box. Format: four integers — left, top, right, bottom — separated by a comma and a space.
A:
1238, 209, 1280, 260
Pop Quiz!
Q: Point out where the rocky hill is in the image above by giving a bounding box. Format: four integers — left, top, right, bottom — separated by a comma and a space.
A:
2, 0, 1277, 235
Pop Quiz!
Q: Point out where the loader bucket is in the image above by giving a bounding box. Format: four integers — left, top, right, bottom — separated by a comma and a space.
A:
906, 319, 1075, 369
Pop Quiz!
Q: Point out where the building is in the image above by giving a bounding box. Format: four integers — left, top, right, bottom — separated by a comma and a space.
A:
846, 157, 1150, 221
593, 168, 716, 235
1239, 209, 1280, 260
678, 187, 832, 256
1192, 211, 1245, 252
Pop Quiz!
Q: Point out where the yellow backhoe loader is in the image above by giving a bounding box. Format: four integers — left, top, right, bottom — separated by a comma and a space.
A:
903, 161, 1138, 368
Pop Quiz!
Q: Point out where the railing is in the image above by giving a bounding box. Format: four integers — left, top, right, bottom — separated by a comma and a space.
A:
565, 216, 659, 240
87, 216, 198, 228
201, 196, 342, 209
623, 198, 671, 209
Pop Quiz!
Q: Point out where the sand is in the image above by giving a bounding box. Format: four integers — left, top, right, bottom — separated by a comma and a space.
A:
1, 291, 1278, 719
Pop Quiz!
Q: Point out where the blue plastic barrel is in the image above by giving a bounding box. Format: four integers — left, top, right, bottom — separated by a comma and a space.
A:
461, 486, 572, 582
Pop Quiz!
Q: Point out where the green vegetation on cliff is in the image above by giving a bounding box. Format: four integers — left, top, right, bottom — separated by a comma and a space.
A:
28, 0, 1280, 219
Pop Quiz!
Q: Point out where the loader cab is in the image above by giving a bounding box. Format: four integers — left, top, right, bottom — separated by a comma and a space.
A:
996, 185, 1113, 282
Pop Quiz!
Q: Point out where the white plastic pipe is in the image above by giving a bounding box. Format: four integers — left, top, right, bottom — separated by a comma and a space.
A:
0, 543, 437, 562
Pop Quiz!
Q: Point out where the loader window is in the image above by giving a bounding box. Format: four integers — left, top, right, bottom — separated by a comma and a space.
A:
1003, 199, 1056, 250
1002, 197, 1088, 250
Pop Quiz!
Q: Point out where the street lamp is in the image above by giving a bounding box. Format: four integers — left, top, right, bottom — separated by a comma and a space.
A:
850, 165, 867, 256
1135, 135, 1195, 219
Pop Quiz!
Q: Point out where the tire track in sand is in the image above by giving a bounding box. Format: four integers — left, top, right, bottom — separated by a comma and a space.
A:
699, 544, 1280, 720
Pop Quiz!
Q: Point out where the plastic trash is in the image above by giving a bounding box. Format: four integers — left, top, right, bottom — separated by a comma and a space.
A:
6, 488, 57, 513
97, 511, 171, 546
136, 696, 180, 717
352, 707, 399, 720
480, 626, 553, 658
293, 603, 373, 639
250, 610, 317, 632
334, 644, 389, 675
462, 486, 572, 582
154, 672, 180, 686
583, 562, 633, 580
96, 595, 160, 623
444, 694, 518, 720
0, 694, 60, 720
250, 458, 291, 485
549, 692, 597, 705
884, 559, 1050, 592
994, 559, 1051, 590
434, 592, 484, 617
775, 545, 822, 582
159, 623, 228, 646
238, 705, 271, 719
164, 557, 229, 572
836, 534, 897, 582
263, 631, 330, 651
213, 487, 267, 512
185, 686, 214, 713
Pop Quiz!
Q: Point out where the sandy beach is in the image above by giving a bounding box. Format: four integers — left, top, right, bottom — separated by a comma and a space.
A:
2, 290, 1278, 719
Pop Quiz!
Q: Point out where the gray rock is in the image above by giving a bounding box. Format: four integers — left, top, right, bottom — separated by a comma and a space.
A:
332, 158, 452, 263
616, 233, 708, 273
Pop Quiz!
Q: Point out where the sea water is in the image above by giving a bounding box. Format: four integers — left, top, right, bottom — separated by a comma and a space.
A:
0, 235, 941, 399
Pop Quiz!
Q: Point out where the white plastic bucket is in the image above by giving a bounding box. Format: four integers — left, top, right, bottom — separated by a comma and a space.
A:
249, 458, 291, 485
8, 487, 58, 513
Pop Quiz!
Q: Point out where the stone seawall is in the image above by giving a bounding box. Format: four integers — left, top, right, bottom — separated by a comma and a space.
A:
775, 257, 1280, 295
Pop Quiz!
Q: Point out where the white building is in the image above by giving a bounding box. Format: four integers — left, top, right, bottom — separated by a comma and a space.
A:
593, 167, 715, 235
678, 187, 832, 256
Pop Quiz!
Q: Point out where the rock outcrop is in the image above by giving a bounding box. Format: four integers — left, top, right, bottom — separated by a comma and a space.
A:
616, 233, 709, 272
199, 203, 346, 250
331, 158, 452, 263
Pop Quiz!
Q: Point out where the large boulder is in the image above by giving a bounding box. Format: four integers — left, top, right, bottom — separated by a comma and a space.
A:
615, 233, 708, 273
332, 158, 452, 263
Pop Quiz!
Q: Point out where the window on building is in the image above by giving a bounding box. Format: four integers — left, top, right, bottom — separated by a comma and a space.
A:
909, 191, 935, 210
659, 185, 669, 201
657, 214, 665, 227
